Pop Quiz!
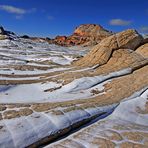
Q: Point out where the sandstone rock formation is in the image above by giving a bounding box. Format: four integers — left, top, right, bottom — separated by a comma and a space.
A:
74, 29, 143, 67
74, 24, 111, 38
0, 26, 147, 147
50, 24, 112, 46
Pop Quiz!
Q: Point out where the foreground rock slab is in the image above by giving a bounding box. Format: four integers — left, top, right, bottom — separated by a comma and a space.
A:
47, 89, 148, 148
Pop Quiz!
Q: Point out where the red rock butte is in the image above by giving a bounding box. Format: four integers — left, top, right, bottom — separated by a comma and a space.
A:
50, 24, 112, 46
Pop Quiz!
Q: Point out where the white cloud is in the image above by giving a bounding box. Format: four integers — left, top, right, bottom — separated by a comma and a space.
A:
0, 5, 37, 20
109, 19, 132, 26
139, 26, 148, 34
0, 5, 26, 14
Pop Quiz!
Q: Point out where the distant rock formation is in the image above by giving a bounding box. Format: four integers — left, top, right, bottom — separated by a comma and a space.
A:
0, 26, 8, 40
0, 26, 17, 40
20, 35, 52, 43
20, 35, 30, 39
0, 26, 5, 35
49, 24, 112, 46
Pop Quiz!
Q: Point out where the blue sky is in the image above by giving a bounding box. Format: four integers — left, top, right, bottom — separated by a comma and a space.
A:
0, 0, 148, 37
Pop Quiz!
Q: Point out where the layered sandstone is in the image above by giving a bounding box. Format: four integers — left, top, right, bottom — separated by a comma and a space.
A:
51, 24, 112, 46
